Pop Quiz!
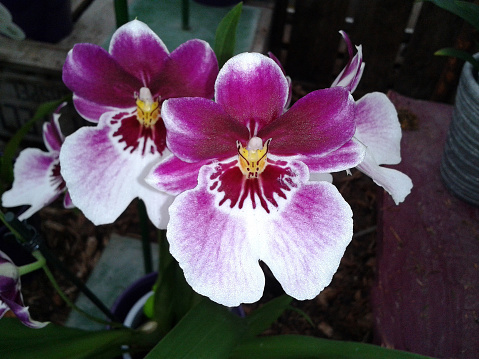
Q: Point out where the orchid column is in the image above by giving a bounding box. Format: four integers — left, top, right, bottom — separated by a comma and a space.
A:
60, 20, 218, 228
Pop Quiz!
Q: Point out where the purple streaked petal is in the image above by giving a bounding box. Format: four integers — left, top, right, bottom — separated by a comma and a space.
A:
71, 95, 120, 123
215, 53, 289, 131
167, 165, 266, 306
258, 87, 355, 157
62, 43, 141, 120
63, 192, 74, 209
153, 39, 218, 100
162, 97, 249, 162
297, 138, 366, 173
1, 297, 48, 328
59, 116, 173, 228
145, 155, 211, 195
259, 181, 353, 300
357, 152, 412, 205
109, 20, 169, 85
355, 92, 402, 165
43, 109, 65, 152
331, 31, 365, 93
268, 52, 292, 109
1, 149, 62, 220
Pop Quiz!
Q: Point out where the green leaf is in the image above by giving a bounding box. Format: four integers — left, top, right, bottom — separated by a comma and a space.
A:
145, 299, 246, 359
245, 295, 292, 338
435, 47, 479, 72
214, 2, 243, 68
151, 235, 201, 335
230, 335, 436, 359
0, 95, 71, 195
422, 0, 479, 30
0, 318, 133, 359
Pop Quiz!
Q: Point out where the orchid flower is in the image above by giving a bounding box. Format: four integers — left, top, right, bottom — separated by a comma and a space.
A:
2, 104, 73, 220
59, 20, 218, 227
333, 31, 413, 204
0, 251, 47, 328
146, 53, 365, 306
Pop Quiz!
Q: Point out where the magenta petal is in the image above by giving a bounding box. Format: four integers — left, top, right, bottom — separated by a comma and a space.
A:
331, 31, 364, 93
43, 110, 64, 152
259, 87, 355, 157
1, 149, 61, 220
260, 181, 353, 300
153, 39, 218, 100
62, 43, 141, 120
109, 19, 169, 85
162, 97, 249, 161
299, 138, 366, 173
71, 96, 119, 123
215, 53, 289, 130
145, 155, 210, 195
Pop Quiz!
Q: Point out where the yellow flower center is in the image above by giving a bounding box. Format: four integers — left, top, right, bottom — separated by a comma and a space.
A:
237, 137, 271, 179
136, 87, 160, 128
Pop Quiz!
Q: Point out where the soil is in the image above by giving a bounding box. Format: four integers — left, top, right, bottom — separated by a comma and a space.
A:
5, 82, 379, 343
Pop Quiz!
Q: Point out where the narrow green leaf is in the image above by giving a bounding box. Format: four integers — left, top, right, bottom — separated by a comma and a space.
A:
435, 47, 479, 72
230, 335, 436, 359
0, 318, 133, 359
422, 0, 479, 30
145, 299, 246, 359
245, 295, 292, 338
151, 235, 200, 334
0, 95, 71, 194
214, 2, 243, 68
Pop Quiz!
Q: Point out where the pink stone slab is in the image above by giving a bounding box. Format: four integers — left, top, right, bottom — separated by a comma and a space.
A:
372, 91, 479, 358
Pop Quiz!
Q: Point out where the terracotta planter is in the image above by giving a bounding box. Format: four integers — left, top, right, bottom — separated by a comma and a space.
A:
440, 54, 479, 207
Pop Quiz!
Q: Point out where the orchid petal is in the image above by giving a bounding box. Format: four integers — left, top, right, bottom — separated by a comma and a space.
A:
145, 155, 210, 195
43, 111, 64, 152
62, 43, 141, 121
162, 97, 249, 162
258, 87, 355, 157
268, 52, 292, 109
167, 164, 267, 306
331, 31, 365, 93
59, 114, 173, 228
166, 159, 353, 305
215, 53, 289, 131
357, 151, 412, 205
0, 251, 47, 328
298, 138, 366, 173
355, 92, 402, 165
259, 181, 353, 300
2, 149, 61, 220
63, 191, 74, 209
153, 39, 218, 100
109, 19, 169, 84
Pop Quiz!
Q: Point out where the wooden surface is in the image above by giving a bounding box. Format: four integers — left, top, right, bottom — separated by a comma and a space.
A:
372, 91, 479, 359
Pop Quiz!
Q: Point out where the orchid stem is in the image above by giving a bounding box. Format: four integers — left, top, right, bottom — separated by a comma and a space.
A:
138, 199, 153, 274
114, 0, 129, 28
17, 251, 46, 276
1, 211, 119, 322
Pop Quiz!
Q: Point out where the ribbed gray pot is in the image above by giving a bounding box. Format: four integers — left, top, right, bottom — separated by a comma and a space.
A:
440, 54, 479, 207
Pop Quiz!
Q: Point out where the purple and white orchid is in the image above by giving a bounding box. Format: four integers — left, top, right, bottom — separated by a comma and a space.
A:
2, 104, 73, 220
59, 20, 218, 227
333, 31, 413, 204
146, 53, 366, 306
0, 251, 47, 328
